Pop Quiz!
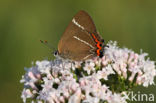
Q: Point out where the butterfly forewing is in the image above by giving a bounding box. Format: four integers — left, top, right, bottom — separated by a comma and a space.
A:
58, 21, 96, 60
73, 10, 103, 41
58, 10, 102, 61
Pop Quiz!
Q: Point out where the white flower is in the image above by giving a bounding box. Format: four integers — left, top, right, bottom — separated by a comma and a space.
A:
96, 64, 115, 80
109, 93, 127, 103
21, 89, 33, 103
36, 60, 52, 76
83, 60, 95, 74
20, 41, 156, 103
68, 89, 82, 103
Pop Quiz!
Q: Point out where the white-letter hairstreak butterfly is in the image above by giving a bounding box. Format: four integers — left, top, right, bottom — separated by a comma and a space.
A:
41, 10, 107, 61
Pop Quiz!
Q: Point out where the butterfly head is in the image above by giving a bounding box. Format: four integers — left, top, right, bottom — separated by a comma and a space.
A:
53, 50, 59, 57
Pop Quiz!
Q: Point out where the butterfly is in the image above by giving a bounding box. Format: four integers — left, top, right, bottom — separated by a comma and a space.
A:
41, 10, 106, 61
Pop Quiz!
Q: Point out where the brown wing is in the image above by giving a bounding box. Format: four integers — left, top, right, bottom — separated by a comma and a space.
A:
58, 10, 102, 61
58, 21, 96, 61
73, 10, 103, 41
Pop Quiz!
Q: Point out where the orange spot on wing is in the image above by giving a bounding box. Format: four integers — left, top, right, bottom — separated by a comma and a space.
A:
91, 33, 102, 56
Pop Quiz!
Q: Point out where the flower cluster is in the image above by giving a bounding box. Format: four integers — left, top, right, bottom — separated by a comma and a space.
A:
20, 41, 156, 103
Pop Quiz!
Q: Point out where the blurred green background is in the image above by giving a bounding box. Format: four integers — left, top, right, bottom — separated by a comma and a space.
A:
0, 0, 156, 103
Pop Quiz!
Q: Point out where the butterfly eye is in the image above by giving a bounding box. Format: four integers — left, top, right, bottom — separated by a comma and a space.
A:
54, 51, 58, 56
